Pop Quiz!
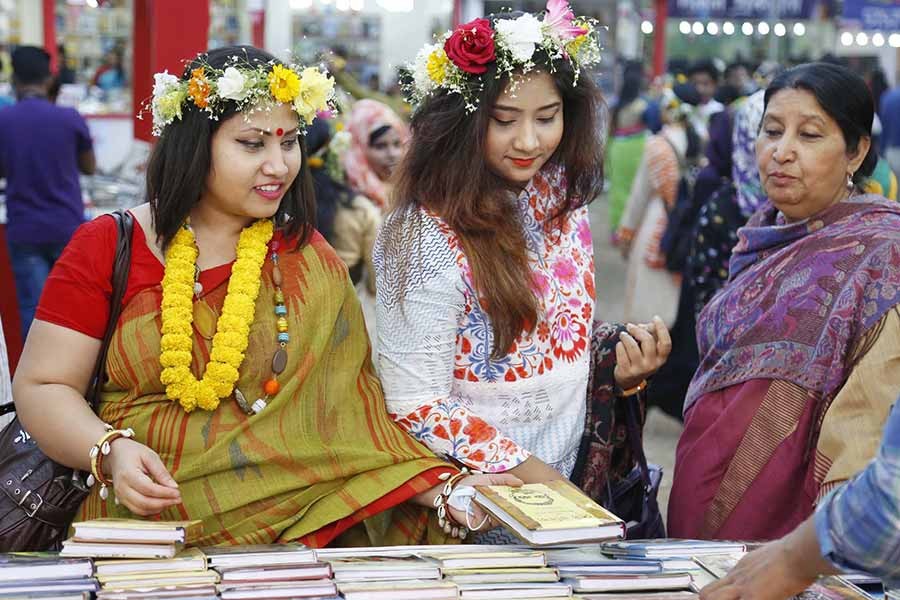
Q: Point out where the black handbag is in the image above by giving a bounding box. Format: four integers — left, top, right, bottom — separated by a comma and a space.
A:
0, 209, 133, 551
571, 320, 665, 540
601, 394, 666, 540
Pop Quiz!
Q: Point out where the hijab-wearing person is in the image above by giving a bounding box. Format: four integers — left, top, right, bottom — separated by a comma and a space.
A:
669, 63, 900, 541
342, 99, 409, 210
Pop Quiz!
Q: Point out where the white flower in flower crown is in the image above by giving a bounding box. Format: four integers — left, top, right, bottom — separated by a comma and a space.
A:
495, 13, 544, 63
217, 66, 251, 101
412, 43, 440, 95
152, 71, 180, 101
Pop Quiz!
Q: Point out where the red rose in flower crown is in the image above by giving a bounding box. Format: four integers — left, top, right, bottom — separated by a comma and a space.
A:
443, 18, 496, 75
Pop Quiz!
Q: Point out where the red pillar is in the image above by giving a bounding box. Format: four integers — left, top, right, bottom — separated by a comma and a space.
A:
43, 0, 57, 73
0, 226, 22, 375
653, 0, 667, 78
132, 0, 210, 142
251, 10, 265, 48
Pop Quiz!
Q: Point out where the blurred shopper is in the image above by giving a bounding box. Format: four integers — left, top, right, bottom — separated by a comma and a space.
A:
342, 99, 408, 210
688, 89, 765, 317
375, 4, 669, 510
701, 394, 900, 599
669, 63, 900, 541
882, 81, 900, 177
724, 61, 754, 97
0, 46, 95, 337
688, 59, 724, 140
91, 48, 126, 91
607, 61, 649, 234
617, 84, 700, 328
645, 91, 735, 420
307, 117, 381, 347
57, 44, 76, 84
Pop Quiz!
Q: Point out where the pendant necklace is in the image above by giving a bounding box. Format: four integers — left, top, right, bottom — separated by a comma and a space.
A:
234, 239, 289, 415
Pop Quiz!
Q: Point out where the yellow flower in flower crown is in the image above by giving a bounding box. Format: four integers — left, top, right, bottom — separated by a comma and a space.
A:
157, 89, 186, 123
268, 64, 301, 104
566, 34, 588, 57
426, 48, 450, 85
293, 67, 334, 123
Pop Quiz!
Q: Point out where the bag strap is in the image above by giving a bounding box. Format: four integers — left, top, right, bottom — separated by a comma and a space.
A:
84, 210, 134, 413
622, 392, 653, 489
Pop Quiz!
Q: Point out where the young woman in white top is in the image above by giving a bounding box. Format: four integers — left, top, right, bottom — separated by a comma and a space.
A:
374, 1, 671, 489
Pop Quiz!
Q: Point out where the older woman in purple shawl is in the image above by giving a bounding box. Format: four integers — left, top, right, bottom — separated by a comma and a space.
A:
669, 63, 900, 541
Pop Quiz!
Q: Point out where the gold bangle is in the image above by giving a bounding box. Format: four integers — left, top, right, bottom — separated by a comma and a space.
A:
88, 427, 135, 499
617, 379, 648, 397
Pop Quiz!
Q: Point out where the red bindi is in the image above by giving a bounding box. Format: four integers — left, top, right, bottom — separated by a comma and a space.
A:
276, 128, 284, 136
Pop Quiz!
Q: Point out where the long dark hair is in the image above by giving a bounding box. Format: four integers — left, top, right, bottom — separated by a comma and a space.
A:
147, 45, 316, 250
764, 62, 877, 186
390, 18, 605, 358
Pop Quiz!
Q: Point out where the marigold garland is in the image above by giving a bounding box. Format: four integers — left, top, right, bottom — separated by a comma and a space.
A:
159, 219, 274, 412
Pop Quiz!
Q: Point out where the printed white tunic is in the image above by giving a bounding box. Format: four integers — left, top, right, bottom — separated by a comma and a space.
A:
373, 166, 594, 476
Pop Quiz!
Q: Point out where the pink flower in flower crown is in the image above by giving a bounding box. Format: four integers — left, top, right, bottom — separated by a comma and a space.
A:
543, 0, 588, 41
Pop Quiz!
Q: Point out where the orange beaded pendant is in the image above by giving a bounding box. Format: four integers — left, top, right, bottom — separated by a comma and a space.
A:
263, 379, 280, 396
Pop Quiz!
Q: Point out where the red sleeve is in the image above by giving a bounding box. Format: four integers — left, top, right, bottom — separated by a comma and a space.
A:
35, 215, 117, 339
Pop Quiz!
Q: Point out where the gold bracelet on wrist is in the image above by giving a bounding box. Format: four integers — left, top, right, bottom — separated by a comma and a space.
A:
616, 379, 648, 397
88, 427, 135, 500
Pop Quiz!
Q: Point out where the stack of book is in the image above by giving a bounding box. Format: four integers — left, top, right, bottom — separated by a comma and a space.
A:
426, 550, 572, 599
0, 553, 97, 599
327, 553, 449, 600
542, 546, 693, 595
206, 543, 337, 599
61, 518, 204, 560
598, 539, 749, 593
93, 548, 217, 599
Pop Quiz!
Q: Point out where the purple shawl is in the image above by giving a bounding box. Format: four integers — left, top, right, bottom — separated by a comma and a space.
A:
685, 195, 900, 413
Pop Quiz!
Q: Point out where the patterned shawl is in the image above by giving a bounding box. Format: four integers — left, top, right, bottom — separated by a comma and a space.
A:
342, 99, 409, 210
686, 196, 900, 413
731, 90, 765, 218
79, 232, 454, 548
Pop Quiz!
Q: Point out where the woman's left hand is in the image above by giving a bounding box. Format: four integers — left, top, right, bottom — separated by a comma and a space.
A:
613, 316, 672, 390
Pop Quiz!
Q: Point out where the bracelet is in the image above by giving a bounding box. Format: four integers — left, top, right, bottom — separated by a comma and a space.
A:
616, 379, 648, 397
87, 426, 135, 500
433, 467, 474, 540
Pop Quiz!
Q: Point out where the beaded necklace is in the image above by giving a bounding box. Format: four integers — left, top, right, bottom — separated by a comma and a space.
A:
234, 239, 288, 415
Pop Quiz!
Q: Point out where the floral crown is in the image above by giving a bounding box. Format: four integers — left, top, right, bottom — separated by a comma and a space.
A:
149, 53, 336, 136
407, 0, 601, 111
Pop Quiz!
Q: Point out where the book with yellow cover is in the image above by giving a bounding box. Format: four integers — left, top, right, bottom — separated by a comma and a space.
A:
97, 569, 219, 587
474, 480, 625, 546
94, 548, 208, 577
72, 518, 204, 545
